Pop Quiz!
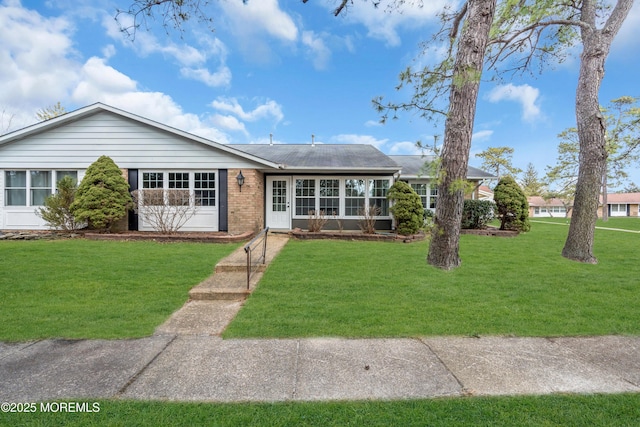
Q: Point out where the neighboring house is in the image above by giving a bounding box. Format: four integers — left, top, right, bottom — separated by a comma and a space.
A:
0, 103, 494, 233
477, 185, 494, 201
528, 193, 640, 218
528, 196, 570, 218
599, 192, 640, 217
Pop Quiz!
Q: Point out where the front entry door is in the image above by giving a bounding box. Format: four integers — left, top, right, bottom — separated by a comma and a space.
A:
267, 177, 291, 229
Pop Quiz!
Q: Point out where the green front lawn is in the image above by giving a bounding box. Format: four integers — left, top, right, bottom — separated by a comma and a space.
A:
224, 222, 640, 338
2, 395, 639, 426
0, 239, 239, 341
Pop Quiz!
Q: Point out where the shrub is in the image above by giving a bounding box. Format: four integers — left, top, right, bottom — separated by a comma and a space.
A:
358, 205, 381, 234
307, 209, 329, 232
461, 199, 495, 229
70, 156, 132, 232
493, 176, 530, 232
387, 181, 424, 235
36, 176, 80, 231
131, 189, 200, 234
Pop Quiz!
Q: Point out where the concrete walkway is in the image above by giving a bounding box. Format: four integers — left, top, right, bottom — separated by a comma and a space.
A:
1, 233, 639, 402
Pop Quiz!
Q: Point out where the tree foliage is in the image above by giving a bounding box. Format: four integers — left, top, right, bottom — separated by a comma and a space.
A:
71, 156, 132, 232
36, 102, 66, 121
493, 176, 530, 232
36, 176, 80, 231
461, 199, 495, 229
519, 162, 546, 197
476, 146, 522, 179
387, 181, 424, 235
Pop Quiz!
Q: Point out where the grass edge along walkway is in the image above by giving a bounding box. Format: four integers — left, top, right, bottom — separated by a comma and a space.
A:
224, 221, 640, 338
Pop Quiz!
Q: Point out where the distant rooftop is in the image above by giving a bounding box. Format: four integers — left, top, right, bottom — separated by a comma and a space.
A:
389, 155, 496, 179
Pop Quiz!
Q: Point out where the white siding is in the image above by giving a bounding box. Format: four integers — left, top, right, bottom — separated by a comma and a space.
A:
0, 111, 264, 170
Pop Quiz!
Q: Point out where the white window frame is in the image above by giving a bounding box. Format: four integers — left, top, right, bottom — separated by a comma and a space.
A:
140, 171, 217, 208
292, 176, 392, 219
4, 170, 79, 207
408, 180, 438, 212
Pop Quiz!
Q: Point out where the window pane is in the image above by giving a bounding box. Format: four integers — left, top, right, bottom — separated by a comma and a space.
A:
30, 171, 51, 188
143, 172, 163, 189
4, 171, 27, 206
295, 179, 315, 215
194, 172, 216, 206
5, 171, 26, 187
345, 179, 365, 216
169, 172, 189, 189
368, 179, 389, 216
345, 198, 364, 216
410, 183, 428, 208
319, 179, 339, 215
31, 189, 51, 206
271, 180, 287, 212
5, 189, 26, 206
30, 171, 51, 206
56, 171, 78, 185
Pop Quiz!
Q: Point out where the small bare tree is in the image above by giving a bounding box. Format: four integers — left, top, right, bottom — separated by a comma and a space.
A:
307, 209, 329, 232
358, 205, 381, 234
131, 189, 199, 234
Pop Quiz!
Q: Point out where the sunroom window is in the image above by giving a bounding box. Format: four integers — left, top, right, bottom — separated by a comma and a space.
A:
345, 179, 365, 216
368, 179, 389, 216
319, 179, 340, 216
295, 179, 315, 215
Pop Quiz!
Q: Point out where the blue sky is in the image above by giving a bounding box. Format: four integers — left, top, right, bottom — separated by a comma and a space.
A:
2, 0, 640, 188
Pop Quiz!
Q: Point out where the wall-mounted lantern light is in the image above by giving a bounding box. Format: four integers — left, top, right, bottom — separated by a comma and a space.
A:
236, 170, 245, 192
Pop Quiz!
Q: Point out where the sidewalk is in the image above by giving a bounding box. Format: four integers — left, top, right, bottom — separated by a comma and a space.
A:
1, 233, 639, 402
2, 335, 638, 402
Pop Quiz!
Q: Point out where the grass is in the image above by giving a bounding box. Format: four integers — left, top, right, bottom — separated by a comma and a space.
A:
1, 394, 639, 426
224, 220, 640, 338
532, 216, 640, 231
0, 239, 239, 341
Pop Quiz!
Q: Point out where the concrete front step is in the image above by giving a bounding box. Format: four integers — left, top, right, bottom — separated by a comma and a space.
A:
188, 271, 263, 301
215, 263, 268, 274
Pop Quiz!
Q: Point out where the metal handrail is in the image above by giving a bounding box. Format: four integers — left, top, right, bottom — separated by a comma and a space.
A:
243, 227, 269, 290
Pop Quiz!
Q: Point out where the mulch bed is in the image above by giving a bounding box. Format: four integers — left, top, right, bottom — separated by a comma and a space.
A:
289, 229, 426, 243
84, 231, 254, 243
460, 227, 519, 237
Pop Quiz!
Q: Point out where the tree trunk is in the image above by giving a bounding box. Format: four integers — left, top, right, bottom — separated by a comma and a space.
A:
562, 0, 632, 263
602, 169, 608, 222
427, 0, 496, 270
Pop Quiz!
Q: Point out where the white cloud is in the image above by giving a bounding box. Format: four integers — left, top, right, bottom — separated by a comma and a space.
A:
211, 97, 284, 123
302, 30, 331, 70
102, 14, 231, 87
487, 84, 541, 122
0, 1, 80, 126
210, 114, 248, 135
472, 130, 494, 142
365, 119, 382, 127
180, 66, 232, 88
388, 140, 423, 155
335, 0, 447, 47
330, 134, 389, 149
219, 0, 298, 42
70, 56, 230, 143
218, 0, 298, 62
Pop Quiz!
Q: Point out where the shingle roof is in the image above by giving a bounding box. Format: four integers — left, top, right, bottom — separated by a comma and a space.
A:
388, 155, 496, 179
601, 192, 640, 203
232, 144, 399, 171
528, 196, 568, 207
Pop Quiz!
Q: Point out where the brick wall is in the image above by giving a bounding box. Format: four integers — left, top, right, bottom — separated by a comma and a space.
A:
228, 169, 264, 235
